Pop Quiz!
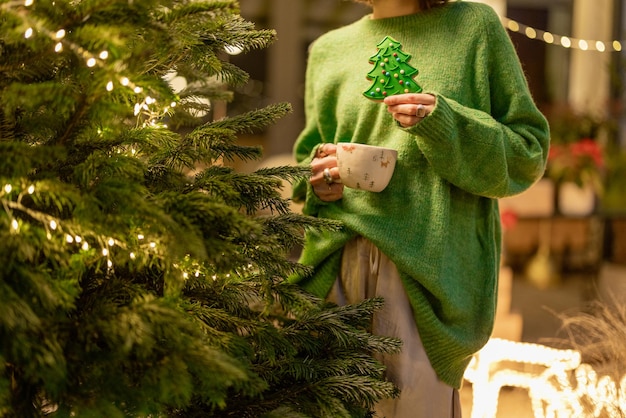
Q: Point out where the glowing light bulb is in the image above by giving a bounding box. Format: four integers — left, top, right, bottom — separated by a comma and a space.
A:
596, 41, 606, 52
107, 238, 114, 246
99, 51, 108, 60
121, 77, 130, 86
65, 234, 73, 243
525, 27, 537, 39
137, 234, 144, 240
133, 86, 142, 94
579, 39, 589, 50
543, 32, 554, 44
75, 236, 82, 243
55, 29, 65, 39
49, 220, 57, 230
507, 20, 519, 32
28, 185, 35, 194
613, 41, 622, 52
11, 219, 18, 231
102, 248, 108, 256
24, 0, 34, 6
86, 58, 96, 67
107, 259, 113, 268
561, 36, 572, 48
106, 81, 114, 91
130, 252, 136, 260
4, 184, 12, 193
25, 28, 33, 38
149, 242, 156, 248
55, 42, 62, 52
82, 242, 89, 251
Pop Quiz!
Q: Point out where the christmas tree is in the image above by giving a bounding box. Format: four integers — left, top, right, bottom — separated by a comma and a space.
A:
363, 36, 422, 101
0, 1, 400, 417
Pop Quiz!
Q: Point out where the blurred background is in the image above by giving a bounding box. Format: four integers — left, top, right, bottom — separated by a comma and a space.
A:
227, 0, 626, 347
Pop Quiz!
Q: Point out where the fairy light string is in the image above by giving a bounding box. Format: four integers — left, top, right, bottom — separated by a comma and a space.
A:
503, 16, 623, 53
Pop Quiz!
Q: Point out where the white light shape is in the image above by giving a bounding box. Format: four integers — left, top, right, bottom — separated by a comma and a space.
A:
129, 252, 136, 260
212, 275, 217, 281
99, 51, 108, 60
55, 29, 65, 39
145, 96, 155, 105
579, 39, 589, 50
121, 77, 130, 86
4, 184, 12, 193
183, 272, 189, 279
596, 41, 606, 52
107, 259, 113, 268
11, 219, 19, 231
25, 28, 33, 38
49, 220, 57, 230
81, 242, 89, 251
24, 0, 34, 5
464, 338, 626, 418
195, 271, 200, 277
65, 234, 73, 243
133, 86, 142, 93
75, 236, 82, 243
134, 103, 141, 116
107, 238, 114, 246
27, 185, 35, 194
137, 234, 144, 240
561, 36, 572, 48
170, 102, 176, 108
149, 242, 156, 248
525, 27, 537, 39
106, 81, 114, 91
55, 42, 63, 52
102, 248, 108, 256
86, 58, 96, 67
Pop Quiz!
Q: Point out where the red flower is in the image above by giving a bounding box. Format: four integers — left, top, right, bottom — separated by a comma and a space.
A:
569, 138, 603, 168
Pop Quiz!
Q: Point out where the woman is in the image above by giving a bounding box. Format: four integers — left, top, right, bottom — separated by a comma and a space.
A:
290, 0, 550, 416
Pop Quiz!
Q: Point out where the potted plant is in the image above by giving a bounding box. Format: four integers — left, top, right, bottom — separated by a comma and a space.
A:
545, 108, 607, 216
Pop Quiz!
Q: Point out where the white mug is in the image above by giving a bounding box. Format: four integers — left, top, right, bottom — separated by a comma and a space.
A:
336, 142, 397, 192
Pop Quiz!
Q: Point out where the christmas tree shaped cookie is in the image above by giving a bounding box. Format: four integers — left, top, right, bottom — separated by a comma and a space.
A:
363, 36, 423, 101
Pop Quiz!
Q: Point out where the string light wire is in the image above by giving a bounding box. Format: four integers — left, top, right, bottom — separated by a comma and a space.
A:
503, 16, 623, 53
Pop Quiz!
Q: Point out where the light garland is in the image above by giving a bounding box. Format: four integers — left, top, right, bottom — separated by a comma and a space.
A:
2, 0, 178, 128
464, 338, 626, 418
503, 16, 623, 53
2, 182, 255, 283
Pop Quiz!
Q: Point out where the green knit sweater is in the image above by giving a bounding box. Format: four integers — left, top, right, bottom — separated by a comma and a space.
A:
290, 1, 550, 389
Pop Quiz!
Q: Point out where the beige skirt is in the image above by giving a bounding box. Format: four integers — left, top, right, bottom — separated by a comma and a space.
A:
329, 236, 461, 418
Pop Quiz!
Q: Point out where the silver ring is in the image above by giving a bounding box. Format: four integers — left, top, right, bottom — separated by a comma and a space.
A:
416, 104, 426, 118
323, 167, 334, 184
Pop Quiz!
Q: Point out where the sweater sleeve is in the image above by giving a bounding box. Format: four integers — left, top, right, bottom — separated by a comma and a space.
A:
291, 42, 333, 217
406, 8, 550, 199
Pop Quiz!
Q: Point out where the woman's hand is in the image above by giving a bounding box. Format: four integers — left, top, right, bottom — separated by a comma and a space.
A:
383, 93, 436, 127
310, 143, 344, 201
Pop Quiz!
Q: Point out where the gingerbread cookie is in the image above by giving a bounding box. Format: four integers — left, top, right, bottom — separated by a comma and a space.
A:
363, 36, 423, 101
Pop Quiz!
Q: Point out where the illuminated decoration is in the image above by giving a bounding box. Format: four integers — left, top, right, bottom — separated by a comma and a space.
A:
502, 17, 623, 53
1, 0, 179, 127
2, 181, 253, 283
464, 338, 626, 418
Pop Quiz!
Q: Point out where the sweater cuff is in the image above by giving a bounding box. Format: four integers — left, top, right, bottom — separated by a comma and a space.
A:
403, 92, 456, 141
